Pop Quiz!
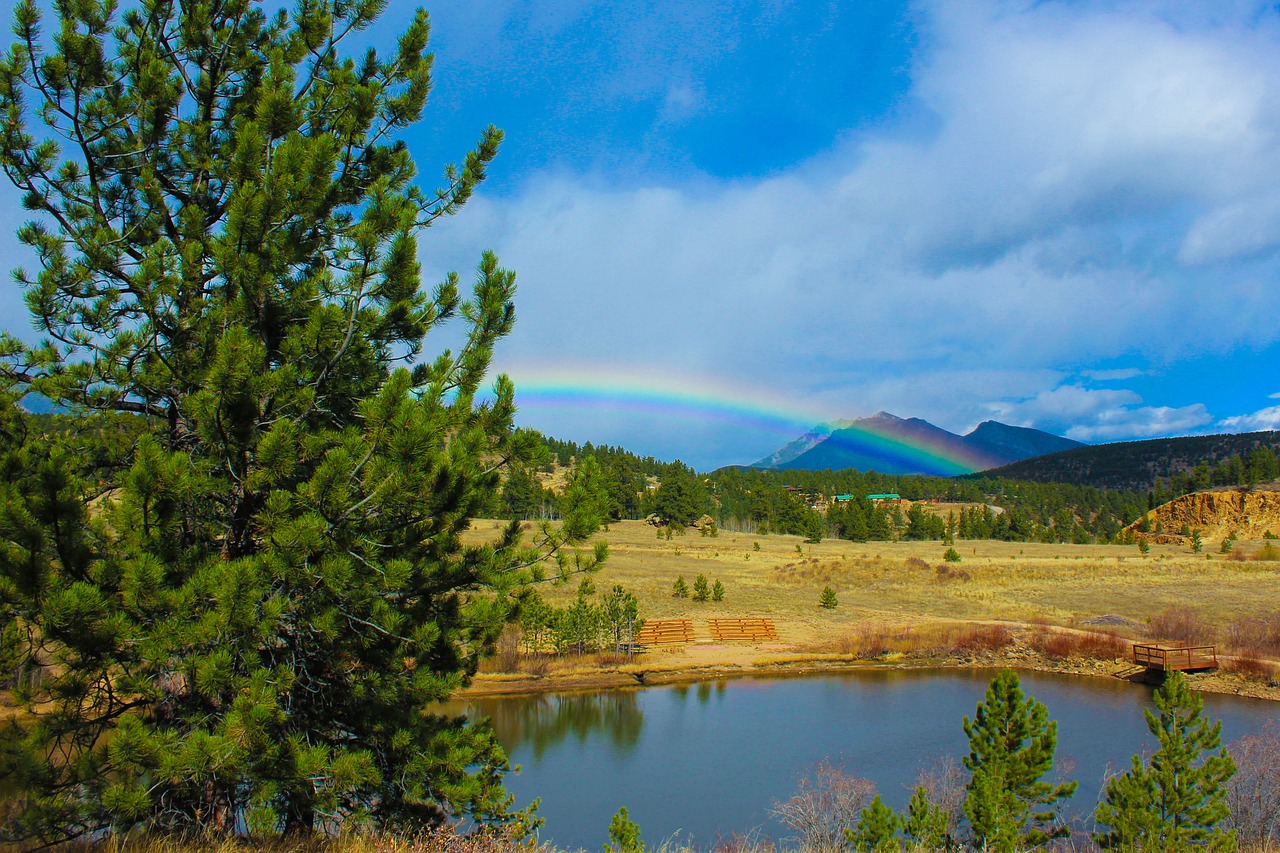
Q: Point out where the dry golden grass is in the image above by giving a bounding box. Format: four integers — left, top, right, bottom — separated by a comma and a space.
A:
470, 520, 1280, 654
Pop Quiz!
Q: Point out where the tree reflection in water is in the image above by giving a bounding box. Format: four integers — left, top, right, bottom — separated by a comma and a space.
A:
467, 691, 644, 760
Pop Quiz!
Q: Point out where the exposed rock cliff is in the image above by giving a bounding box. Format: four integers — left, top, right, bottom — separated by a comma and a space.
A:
1126, 486, 1280, 543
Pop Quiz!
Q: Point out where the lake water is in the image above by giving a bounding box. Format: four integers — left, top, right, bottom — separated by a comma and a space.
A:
456, 669, 1279, 851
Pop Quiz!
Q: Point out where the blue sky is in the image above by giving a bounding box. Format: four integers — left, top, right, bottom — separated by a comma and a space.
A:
3, 0, 1280, 470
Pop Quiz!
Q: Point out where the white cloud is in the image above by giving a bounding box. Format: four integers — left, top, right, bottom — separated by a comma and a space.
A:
988, 386, 1143, 424
421, 0, 1280, 406
659, 82, 706, 123
971, 384, 1215, 443
1064, 404, 1215, 442
1219, 405, 1280, 432
838, 0, 1280, 269
1082, 368, 1146, 382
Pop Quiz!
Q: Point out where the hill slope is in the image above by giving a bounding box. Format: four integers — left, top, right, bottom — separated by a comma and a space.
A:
757, 413, 1080, 476
964, 420, 1082, 461
751, 420, 852, 468
981, 431, 1280, 491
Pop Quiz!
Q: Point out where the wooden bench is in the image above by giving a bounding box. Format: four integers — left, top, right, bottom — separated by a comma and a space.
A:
1133, 642, 1218, 671
635, 619, 696, 645
709, 618, 780, 642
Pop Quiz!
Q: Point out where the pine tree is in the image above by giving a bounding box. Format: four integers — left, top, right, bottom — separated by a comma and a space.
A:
962, 669, 1076, 851
564, 581, 599, 656
848, 794, 901, 851
600, 584, 639, 653
672, 576, 689, 598
692, 573, 710, 602
902, 785, 950, 850
1094, 671, 1237, 851
0, 0, 605, 842
820, 586, 838, 609
711, 579, 725, 602
606, 806, 643, 853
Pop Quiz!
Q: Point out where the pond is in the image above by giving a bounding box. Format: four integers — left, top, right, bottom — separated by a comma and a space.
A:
455, 669, 1279, 851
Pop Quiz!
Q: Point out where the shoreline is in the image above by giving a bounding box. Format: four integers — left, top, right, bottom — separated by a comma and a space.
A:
461, 644, 1280, 701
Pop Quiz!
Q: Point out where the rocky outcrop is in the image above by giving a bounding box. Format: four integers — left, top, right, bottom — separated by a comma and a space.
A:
1126, 487, 1280, 543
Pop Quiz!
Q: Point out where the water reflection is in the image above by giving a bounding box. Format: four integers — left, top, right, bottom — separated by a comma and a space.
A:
465, 691, 644, 760
472, 670, 1279, 852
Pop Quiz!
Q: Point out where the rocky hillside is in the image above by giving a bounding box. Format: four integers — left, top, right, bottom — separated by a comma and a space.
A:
1125, 485, 1280, 543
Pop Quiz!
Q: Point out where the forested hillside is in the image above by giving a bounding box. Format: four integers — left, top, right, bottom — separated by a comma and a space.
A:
982, 431, 1280, 493
506, 431, 1148, 545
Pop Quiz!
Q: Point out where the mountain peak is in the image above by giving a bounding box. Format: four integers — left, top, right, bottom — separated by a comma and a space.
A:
750, 415, 1080, 475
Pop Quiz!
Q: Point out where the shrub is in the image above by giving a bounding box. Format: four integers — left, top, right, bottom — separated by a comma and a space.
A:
771, 761, 876, 852
905, 556, 929, 570
957, 625, 1013, 652
1226, 723, 1280, 847
1149, 608, 1214, 646
943, 547, 961, 563
1222, 650, 1277, 682
1225, 613, 1280, 657
1078, 629, 1129, 660
1038, 633, 1078, 660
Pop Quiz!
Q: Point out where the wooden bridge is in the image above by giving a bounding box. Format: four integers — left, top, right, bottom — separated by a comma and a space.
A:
1132, 642, 1218, 672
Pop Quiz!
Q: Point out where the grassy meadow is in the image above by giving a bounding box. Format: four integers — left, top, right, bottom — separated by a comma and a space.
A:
466, 519, 1280, 691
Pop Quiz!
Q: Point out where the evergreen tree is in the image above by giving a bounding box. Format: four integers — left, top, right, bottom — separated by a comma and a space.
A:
651, 465, 706, 527
0, 0, 605, 842
672, 576, 689, 598
606, 806, 643, 853
849, 794, 901, 851
564, 578, 599, 655
820, 586, 838, 609
692, 573, 710, 602
902, 785, 950, 850
1094, 672, 1237, 852
962, 669, 1076, 851
711, 579, 725, 602
600, 584, 639, 654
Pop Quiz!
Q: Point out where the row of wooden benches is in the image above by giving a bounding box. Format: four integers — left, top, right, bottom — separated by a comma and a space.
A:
635, 618, 780, 645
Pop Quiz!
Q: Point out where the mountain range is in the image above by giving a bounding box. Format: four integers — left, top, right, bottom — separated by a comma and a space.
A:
751, 412, 1083, 476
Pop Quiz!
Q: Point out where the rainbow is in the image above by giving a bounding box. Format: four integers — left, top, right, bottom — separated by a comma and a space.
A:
806, 421, 1005, 476
490, 364, 1001, 475
493, 364, 833, 439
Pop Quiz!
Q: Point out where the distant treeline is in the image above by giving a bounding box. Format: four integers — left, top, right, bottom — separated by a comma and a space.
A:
1150, 445, 1279, 505
504, 431, 1150, 545
18, 414, 1172, 545
983, 430, 1280, 493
